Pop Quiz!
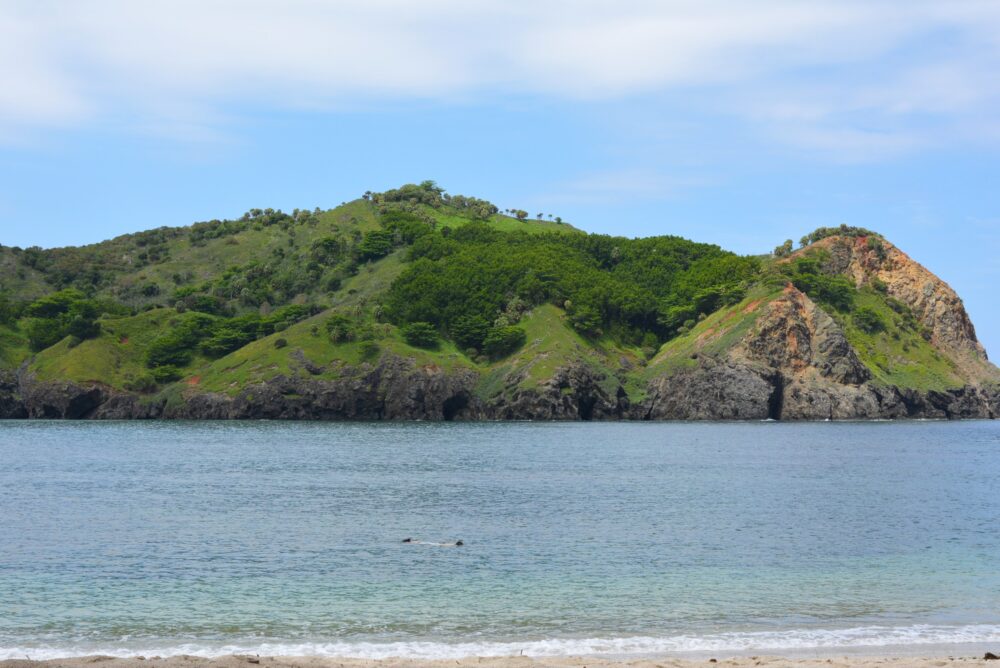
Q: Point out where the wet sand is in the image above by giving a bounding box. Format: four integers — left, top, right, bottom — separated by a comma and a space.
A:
3, 654, 999, 668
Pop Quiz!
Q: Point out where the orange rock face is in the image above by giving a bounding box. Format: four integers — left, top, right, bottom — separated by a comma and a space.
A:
805, 236, 988, 369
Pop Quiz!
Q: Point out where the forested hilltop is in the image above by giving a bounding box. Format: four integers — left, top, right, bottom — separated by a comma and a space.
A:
1, 181, 998, 420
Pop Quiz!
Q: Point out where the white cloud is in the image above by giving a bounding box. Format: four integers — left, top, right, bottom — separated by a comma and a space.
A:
0, 10, 90, 126
2, 0, 1000, 158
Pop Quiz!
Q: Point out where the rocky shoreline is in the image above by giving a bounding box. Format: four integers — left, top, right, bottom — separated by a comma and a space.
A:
5, 237, 999, 423
1, 356, 995, 422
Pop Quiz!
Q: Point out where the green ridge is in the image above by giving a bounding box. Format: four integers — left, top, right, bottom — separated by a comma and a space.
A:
2, 183, 996, 405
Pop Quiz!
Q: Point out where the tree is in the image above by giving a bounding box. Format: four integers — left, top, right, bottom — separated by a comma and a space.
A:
0, 294, 22, 325
325, 313, 355, 343
514, 210, 528, 221
773, 239, 794, 257
401, 321, 439, 349
24, 317, 66, 351
355, 230, 394, 261
450, 314, 490, 350
67, 314, 101, 340
311, 236, 345, 264
22, 290, 106, 351
567, 304, 602, 336
482, 325, 526, 359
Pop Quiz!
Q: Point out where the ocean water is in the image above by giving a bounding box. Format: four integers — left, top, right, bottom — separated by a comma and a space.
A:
1, 420, 999, 659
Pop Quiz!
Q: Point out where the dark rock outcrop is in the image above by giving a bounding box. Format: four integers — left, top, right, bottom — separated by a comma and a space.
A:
5, 360, 998, 422
489, 361, 627, 420
164, 355, 484, 420
639, 284, 998, 421
0, 369, 27, 418
641, 361, 775, 420
19, 374, 109, 419
92, 393, 165, 420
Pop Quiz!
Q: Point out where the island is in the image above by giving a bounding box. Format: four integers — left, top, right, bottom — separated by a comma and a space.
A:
1, 181, 997, 420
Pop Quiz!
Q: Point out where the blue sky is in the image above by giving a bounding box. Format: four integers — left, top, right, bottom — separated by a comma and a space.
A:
1, 1, 999, 355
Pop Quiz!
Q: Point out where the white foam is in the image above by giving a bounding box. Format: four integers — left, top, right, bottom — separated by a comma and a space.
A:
5, 624, 1000, 660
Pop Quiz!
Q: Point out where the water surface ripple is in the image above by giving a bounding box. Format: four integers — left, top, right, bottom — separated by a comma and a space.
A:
1, 421, 998, 658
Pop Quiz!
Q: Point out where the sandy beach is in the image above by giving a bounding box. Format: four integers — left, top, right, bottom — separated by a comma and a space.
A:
3, 655, 1000, 668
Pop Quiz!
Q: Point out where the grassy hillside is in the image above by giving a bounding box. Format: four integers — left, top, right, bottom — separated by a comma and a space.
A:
30, 309, 185, 389
0, 184, 576, 316
835, 289, 965, 391
2, 183, 995, 407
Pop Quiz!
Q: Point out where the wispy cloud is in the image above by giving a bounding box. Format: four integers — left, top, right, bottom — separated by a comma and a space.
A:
2, 0, 1000, 159
538, 169, 712, 206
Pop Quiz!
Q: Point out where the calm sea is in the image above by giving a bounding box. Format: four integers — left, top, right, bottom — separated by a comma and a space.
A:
1, 421, 999, 659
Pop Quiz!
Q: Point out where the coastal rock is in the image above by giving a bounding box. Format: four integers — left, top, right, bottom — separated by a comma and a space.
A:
165, 354, 483, 421
637, 284, 998, 421
19, 374, 109, 419
91, 393, 165, 420
641, 361, 776, 420
488, 360, 628, 420
742, 285, 870, 385
779, 376, 882, 420
0, 368, 27, 418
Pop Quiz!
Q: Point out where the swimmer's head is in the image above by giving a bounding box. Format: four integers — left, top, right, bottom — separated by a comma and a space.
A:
455, 540, 464, 546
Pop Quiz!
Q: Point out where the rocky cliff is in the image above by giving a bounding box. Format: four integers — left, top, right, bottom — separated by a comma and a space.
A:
810, 235, 989, 371
638, 284, 998, 420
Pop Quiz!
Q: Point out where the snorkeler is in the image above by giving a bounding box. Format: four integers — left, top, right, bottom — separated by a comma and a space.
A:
401, 538, 464, 546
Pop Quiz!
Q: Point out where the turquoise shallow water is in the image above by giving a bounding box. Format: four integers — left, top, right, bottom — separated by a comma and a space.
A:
1, 420, 999, 658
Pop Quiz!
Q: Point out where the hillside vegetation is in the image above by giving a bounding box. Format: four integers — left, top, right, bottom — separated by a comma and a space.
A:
1, 182, 997, 421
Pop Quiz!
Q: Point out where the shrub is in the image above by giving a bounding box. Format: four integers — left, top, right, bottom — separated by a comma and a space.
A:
482, 325, 526, 359
355, 230, 395, 262
567, 304, 602, 336
24, 318, 67, 351
641, 332, 660, 359
21, 290, 107, 351
800, 225, 881, 246
359, 340, 381, 361
150, 365, 183, 383
402, 321, 439, 349
145, 312, 216, 368
866, 236, 888, 261
24, 289, 87, 318
0, 294, 23, 325
325, 313, 355, 343
854, 307, 886, 334
450, 314, 490, 350
67, 314, 101, 340
784, 257, 855, 312
146, 341, 193, 368
124, 374, 158, 393
773, 239, 793, 257
274, 338, 288, 349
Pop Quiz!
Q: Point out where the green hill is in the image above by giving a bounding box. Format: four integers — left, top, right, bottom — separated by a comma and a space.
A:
1, 183, 998, 421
